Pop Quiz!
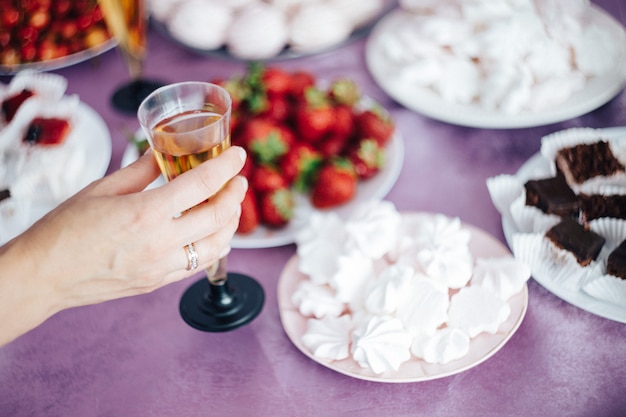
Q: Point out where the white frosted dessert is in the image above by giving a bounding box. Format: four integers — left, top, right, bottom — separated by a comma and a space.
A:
226, 3, 289, 59
167, 0, 233, 50
351, 315, 413, 374
327, 0, 385, 28
375, 0, 619, 114
302, 315, 353, 361
293, 201, 530, 374
288, 3, 352, 52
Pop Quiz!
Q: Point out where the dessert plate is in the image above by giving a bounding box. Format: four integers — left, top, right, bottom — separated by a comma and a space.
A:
365, 5, 626, 129
122, 130, 404, 249
500, 126, 626, 323
0, 102, 112, 245
277, 214, 529, 383
0, 39, 117, 75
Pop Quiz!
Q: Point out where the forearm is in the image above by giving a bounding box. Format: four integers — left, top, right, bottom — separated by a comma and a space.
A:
0, 236, 61, 347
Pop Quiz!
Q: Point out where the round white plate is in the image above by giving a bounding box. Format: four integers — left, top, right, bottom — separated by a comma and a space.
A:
0, 39, 117, 75
0, 101, 112, 245
365, 5, 626, 129
501, 126, 626, 323
122, 130, 404, 249
278, 213, 529, 383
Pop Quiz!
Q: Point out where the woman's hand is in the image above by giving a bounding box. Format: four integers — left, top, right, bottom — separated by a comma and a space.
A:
0, 146, 247, 346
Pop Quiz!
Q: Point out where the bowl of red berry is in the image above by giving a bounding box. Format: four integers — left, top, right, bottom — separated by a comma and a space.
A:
0, 0, 115, 75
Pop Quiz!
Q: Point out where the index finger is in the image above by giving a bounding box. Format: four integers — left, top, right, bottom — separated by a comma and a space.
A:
155, 146, 247, 215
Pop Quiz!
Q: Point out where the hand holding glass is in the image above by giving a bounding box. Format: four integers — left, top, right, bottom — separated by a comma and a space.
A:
138, 82, 264, 332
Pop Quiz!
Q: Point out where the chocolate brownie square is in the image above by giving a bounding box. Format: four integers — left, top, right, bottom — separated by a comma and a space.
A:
524, 176, 580, 217
580, 193, 626, 222
545, 219, 605, 266
555, 141, 625, 185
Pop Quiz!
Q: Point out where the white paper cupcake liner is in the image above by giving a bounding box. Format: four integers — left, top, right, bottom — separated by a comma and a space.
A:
6, 70, 68, 101
512, 232, 600, 291
486, 174, 523, 215
589, 218, 626, 252
509, 194, 561, 234
583, 275, 626, 306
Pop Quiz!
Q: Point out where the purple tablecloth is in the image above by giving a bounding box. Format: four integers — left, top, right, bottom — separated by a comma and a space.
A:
2, 1, 626, 416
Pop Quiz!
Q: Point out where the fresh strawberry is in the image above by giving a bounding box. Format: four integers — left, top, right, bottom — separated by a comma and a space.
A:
295, 87, 334, 143
355, 107, 395, 146
331, 104, 355, 139
328, 78, 361, 107
288, 70, 315, 102
311, 158, 358, 209
23, 117, 71, 145
261, 66, 292, 97
279, 143, 323, 190
317, 133, 349, 158
239, 118, 293, 164
260, 187, 294, 228
2, 89, 34, 122
237, 187, 260, 234
348, 138, 386, 179
260, 94, 291, 123
251, 163, 287, 194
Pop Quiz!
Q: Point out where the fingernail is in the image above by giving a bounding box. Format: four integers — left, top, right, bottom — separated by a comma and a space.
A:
239, 175, 249, 192
235, 146, 247, 162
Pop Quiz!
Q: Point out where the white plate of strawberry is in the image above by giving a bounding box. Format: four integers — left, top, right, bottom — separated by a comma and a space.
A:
222, 64, 404, 248
124, 64, 404, 249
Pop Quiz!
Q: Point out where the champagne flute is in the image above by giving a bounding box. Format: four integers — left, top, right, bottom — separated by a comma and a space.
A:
99, 0, 164, 114
138, 82, 264, 332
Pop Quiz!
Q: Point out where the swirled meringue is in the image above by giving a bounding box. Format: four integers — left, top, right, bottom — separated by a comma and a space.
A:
472, 256, 531, 301
447, 286, 511, 338
302, 315, 353, 361
364, 264, 415, 315
226, 3, 288, 59
345, 200, 402, 259
411, 327, 470, 364
351, 315, 412, 374
292, 281, 345, 319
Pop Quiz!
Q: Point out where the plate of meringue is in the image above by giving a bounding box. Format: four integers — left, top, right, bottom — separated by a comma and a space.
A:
366, 1, 626, 128
149, 0, 397, 61
0, 72, 112, 245
278, 201, 530, 382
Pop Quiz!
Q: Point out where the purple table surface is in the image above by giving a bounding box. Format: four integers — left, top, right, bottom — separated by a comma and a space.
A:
2, 1, 626, 416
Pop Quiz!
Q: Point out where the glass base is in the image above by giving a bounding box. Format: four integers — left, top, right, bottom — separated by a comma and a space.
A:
111, 79, 165, 114
179, 273, 265, 332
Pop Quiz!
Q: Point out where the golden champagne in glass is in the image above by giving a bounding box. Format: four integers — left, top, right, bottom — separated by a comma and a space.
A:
99, 0, 164, 114
138, 82, 264, 332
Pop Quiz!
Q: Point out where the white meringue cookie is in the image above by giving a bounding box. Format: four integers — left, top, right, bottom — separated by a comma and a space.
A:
351, 315, 413, 374
345, 200, 402, 259
327, 0, 384, 28
226, 4, 288, 59
447, 286, 511, 338
168, 0, 232, 50
292, 281, 345, 319
396, 277, 449, 336
364, 264, 415, 315
288, 3, 352, 52
411, 327, 470, 364
471, 257, 530, 301
302, 315, 353, 360
331, 251, 376, 306
572, 24, 617, 77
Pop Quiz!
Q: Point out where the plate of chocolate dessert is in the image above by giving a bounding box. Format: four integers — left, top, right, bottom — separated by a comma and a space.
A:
489, 127, 626, 323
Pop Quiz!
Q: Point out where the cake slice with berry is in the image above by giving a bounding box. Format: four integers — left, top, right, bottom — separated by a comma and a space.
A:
23, 117, 71, 146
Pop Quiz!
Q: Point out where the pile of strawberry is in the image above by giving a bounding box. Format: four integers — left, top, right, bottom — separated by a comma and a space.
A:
212, 64, 395, 235
0, 0, 111, 67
